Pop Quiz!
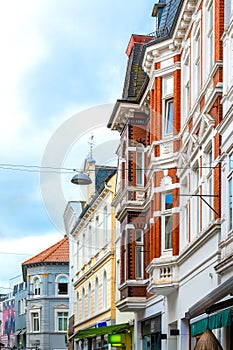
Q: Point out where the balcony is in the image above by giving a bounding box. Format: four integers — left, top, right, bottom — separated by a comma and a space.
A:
147, 256, 179, 296
113, 186, 147, 220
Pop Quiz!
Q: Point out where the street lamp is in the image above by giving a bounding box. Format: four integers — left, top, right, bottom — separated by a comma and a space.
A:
71, 172, 92, 185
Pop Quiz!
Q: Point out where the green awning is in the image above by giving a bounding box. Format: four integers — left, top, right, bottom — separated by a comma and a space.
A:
74, 323, 131, 339
191, 309, 232, 336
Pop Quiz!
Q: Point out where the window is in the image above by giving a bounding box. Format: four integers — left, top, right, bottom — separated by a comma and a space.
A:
31, 312, 40, 332
88, 225, 92, 259
163, 76, 174, 136
182, 53, 190, 124
82, 288, 85, 320
162, 193, 173, 251
57, 312, 68, 332
103, 206, 108, 245
95, 277, 99, 314
95, 216, 99, 253
77, 241, 80, 269
135, 229, 143, 278
102, 271, 107, 310
207, 3, 214, 70
57, 276, 68, 295
193, 30, 201, 101
88, 283, 92, 317
136, 148, 144, 186
82, 233, 86, 265
229, 153, 233, 231
191, 163, 200, 237
33, 277, 41, 296
165, 99, 174, 134
76, 292, 79, 322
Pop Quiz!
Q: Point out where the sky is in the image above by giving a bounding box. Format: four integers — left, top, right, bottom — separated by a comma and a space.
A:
0, 0, 155, 290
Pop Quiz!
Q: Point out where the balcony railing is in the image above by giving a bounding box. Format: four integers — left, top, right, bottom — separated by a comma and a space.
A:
147, 256, 179, 296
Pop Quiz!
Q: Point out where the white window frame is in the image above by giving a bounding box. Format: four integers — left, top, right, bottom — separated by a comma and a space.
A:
135, 229, 144, 278
95, 215, 99, 254
136, 147, 144, 186
32, 276, 41, 296
161, 193, 173, 252
76, 240, 80, 270
228, 152, 233, 231
56, 274, 69, 296
88, 283, 92, 317
82, 232, 86, 265
82, 288, 85, 320
162, 75, 174, 137
76, 292, 79, 323
102, 271, 107, 310
88, 224, 92, 259
182, 51, 190, 125
103, 206, 108, 245
30, 309, 40, 333
94, 277, 99, 314
55, 309, 69, 332
192, 28, 201, 102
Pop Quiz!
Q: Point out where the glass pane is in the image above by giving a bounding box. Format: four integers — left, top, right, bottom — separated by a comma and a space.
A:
165, 216, 172, 249
136, 229, 142, 242
230, 178, 233, 230
136, 246, 143, 278
165, 193, 173, 210
165, 100, 174, 134
136, 152, 143, 185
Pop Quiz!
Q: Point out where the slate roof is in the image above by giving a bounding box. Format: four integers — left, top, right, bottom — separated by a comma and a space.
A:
22, 236, 69, 266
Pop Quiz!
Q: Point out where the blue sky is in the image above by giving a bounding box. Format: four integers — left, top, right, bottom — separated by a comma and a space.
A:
0, 1, 155, 289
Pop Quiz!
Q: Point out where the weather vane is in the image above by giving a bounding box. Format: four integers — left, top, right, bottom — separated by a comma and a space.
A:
88, 133, 95, 159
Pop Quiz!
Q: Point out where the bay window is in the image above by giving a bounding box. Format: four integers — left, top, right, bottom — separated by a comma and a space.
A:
162, 193, 173, 251
163, 76, 174, 136
135, 229, 143, 278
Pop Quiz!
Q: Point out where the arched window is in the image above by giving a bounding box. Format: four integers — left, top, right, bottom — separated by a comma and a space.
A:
94, 277, 99, 314
102, 271, 107, 310
57, 275, 68, 295
82, 288, 85, 320
76, 292, 79, 323
88, 283, 92, 317
33, 277, 41, 296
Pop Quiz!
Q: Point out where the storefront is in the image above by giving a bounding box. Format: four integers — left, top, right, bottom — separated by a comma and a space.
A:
141, 315, 161, 350
71, 323, 133, 350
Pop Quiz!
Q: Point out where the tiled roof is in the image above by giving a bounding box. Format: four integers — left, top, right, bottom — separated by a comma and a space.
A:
22, 236, 69, 265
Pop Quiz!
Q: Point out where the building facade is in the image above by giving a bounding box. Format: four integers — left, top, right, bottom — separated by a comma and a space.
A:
108, 0, 232, 349
22, 236, 69, 350
65, 158, 133, 350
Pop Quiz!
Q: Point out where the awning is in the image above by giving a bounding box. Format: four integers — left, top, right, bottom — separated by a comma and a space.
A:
74, 323, 131, 339
191, 309, 232, 336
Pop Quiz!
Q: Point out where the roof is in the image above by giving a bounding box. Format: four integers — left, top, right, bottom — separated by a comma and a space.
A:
22, 236, 69, 265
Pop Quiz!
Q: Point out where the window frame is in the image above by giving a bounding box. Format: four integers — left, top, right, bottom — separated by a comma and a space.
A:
33, 276, 41, 296
136, 147, 144, 186
102, 270, 107, 310
161, 193, 173, 252
30, 310, 40, 333
55, 310, 69, 332
135, 229, 144, 278
56, 274, 68, 296
162, 75, 174, 137
228, 152, 233, 231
